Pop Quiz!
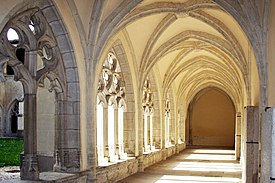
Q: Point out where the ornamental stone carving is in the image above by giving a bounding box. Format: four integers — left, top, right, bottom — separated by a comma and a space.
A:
97, 51, 126, 109
0, 8, 63, 94
142, 78, 153, 113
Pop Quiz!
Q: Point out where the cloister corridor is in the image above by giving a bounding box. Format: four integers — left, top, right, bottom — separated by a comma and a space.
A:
3, 0, 275, 182
119, 148, 242, 183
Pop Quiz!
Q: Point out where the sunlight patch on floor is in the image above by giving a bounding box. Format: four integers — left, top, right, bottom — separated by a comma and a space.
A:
184, 153, 235, 161
155, 175, 241, 183
192, 149, 235, 154
173, 162, 242, 172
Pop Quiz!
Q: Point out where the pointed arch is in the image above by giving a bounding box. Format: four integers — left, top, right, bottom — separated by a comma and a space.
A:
0, 0, 81, 178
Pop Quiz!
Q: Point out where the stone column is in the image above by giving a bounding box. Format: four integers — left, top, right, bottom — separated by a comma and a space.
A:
21, 51, 39, 180
149, 113, 153, 150
235, 112, 241, 160
177, 112, 180, 144
114, 108, 118, 155
20, 94, 39, 180
103, 107, 109, 157
147, 113, 150, 150
118, 107, 125, 157
167, 114, 170, 146
165, 113, 170, 147
260, 107, 274, 183
54, 100, 64, 171
272, 107, 275, 182
138, 107, 144, 172
143, 112, 148, 152
153, 98, 161, 149
243, 106, 258, 183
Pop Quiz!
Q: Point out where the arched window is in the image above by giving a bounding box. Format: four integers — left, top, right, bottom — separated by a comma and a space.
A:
0, 7, 78, 179
165, 95, 171, 147
142, 78, 155, 152
8, 100, 24, 136
97, 51, 127, 165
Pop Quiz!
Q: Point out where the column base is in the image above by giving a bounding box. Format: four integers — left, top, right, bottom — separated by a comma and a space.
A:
109, 155, 119, 162
98, 157, 109, 166
20, 154, 39, 180
144, 145, 151, 152
119, 152, 128, 160
54, 149, 80, 172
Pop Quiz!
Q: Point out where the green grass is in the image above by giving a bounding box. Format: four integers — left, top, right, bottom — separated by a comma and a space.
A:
0, 138, 24, 167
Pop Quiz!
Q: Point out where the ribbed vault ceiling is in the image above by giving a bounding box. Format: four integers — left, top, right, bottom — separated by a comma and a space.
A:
111, 0, 252, 111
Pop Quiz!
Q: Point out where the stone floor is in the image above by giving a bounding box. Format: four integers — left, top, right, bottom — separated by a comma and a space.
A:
0, 167, 78, 183
0, 148, 242, 183
119, 148, 242, 183
0, 166, 20, 181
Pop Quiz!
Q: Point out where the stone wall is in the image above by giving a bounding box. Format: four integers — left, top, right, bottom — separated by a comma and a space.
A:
177, 143, 186, 152
37, 79, 55, 170
143, 150, 164, 168
96, 144, 186, 183
96, 158, 138, 183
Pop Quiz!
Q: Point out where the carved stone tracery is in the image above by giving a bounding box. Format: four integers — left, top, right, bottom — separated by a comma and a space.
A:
98, 51, 126, 109
165, 94, 171, 147
0, 7, 67, 180
142, 78, 153, 113
142, 78, 155, 152
165, 95, 170, 114
0, 8, 63, 93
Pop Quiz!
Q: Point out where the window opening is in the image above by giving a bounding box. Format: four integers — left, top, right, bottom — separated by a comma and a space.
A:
142, 78, 154, 152
97, 51, 127, 165
165, 95, 171, 147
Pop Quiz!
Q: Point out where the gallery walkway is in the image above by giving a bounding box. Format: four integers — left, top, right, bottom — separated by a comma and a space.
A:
119, 148, 242, 183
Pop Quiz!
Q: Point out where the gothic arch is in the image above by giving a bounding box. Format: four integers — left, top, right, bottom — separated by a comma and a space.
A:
140, 31, 246, 84
164, 87, 176, 146
147, 72, 162, 149
95, 0, 263, 79
164, 56, 245, 99
89, 1, 263, 112
112, 40, 136, 155
0, 0, 81, 178
95, 39, 136, 159
88, 1, 262, 181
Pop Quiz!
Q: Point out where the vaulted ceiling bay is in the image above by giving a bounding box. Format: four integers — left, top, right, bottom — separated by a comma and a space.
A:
109, 0, 259, 114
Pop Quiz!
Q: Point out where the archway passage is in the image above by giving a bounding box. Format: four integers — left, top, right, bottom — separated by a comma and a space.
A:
188, 88, 235, 147
0, 3, 81, 180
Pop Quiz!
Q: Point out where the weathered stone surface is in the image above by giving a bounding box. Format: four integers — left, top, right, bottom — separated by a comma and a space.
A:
243, 106, 259, 183
245, 106, 259, 142
260, 107, 274, 183
244, 144, 258, 183
96, 158, 138, 183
